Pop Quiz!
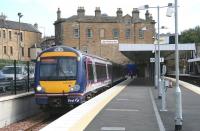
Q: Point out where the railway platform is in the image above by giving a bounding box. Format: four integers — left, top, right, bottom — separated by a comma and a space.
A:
85, 78, 161, 131
41, 77, 200, 131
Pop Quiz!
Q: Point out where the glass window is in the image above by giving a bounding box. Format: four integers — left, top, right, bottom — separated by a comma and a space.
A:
3, 30, 6, 38
87, 64, 94, 81
125, 29, 131, 39
95, 63, 107, 80
28, 48, 30, 57
2, 67, 22, 74
139, 29, 144, 39
40, 57, 77, 80
100, 28, 105, 38
73, 28, 79, 38
10, 46, 13, 55
87, 28, 93, 38
125, 19, 131, 25
112, 29, 119, 39
9, 31, 12, 40
3, 46, 6, 54
20, 32, 23, 41
22, 47, 24, 56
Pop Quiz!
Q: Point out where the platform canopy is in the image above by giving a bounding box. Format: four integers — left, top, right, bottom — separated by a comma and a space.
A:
188, 57, 200, 62
119, 43, 196, 63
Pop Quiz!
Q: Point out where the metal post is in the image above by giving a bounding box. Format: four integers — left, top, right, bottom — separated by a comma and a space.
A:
157, 6, 162, 99
174, 0, 183, 130
14, 60, 17, 95
18, 16, 20, 61
155, 45, 158, 89
18, 13, 23, 61
160, 76, 167, 111
27, 61, 30, 92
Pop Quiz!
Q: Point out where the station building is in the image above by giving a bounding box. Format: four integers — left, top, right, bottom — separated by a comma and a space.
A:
0, 14, 41, 61
54, 7, 156, 64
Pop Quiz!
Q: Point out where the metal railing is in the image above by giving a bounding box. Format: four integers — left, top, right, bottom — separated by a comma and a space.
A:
0, 60, 35, 96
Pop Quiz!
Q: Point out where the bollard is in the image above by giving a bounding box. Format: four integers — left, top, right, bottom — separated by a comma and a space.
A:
160, 77, 167, 111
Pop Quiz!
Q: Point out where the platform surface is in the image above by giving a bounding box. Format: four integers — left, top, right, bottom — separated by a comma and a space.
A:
85, 78, 162, 131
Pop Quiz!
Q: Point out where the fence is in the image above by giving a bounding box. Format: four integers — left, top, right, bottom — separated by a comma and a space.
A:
0, 60, 35, 96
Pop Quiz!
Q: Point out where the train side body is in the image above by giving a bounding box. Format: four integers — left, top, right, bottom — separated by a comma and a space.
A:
34, 46, 115, 107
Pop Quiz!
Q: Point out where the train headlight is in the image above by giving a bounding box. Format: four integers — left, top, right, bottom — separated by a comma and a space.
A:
36, 85, 43, 92
70, 85, 80, 92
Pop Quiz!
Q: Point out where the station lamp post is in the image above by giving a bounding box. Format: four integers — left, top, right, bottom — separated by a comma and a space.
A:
139, 3, 173, 99
174, 0, 183, 130
141, 1, 183, 130
18, 12, 23, 61
166, 1, 183, 129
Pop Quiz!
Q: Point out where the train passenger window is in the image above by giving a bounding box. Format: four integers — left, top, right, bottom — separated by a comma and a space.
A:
87, 64, 94, 81
95, 63, 107, 80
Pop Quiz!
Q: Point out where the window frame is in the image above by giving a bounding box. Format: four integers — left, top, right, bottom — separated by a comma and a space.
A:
139, 29, 144, 39
10, 46, 13, 55
9, 31, 12, 40
112, 28, 119, 39
3, 30, 6, 38
22, 47, 24, 57
3, 46, 6, 54
73, 28, 80, 38
125, 29, 131, 39
87, 28, 93, 38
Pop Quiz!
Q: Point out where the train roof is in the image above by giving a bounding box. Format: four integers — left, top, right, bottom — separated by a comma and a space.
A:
38, 45, 111, 62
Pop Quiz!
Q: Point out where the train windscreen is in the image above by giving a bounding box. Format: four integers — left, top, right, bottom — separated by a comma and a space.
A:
39, 57, 77, 80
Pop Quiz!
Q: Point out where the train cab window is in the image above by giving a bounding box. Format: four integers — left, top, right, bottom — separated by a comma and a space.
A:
40, 57, 77, 80
87, 64, 94, 81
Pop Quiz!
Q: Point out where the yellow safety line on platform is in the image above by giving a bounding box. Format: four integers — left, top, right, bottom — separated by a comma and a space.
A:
68, 79, 132, 131
165, 77, 200, 95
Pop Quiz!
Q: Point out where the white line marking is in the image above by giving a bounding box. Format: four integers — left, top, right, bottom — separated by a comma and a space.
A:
101, 127, 125, 131
149, 88, 165, 131
105, 108, 139, 112
116, 98, 129, 101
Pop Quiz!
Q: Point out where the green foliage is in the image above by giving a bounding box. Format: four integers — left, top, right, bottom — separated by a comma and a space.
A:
180, 26, 200, 43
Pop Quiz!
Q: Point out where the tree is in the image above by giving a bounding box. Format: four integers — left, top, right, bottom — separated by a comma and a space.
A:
179, 26, 200, 43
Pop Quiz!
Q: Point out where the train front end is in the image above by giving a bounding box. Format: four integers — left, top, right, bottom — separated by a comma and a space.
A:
34, 46, 86, 107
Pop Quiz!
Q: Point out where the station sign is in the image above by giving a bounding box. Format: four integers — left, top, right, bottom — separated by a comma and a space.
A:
150, 57, 164, 62
101, 40, 118, 44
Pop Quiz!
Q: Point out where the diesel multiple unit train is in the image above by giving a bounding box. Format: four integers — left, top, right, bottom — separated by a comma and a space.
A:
34, 46, 125, 108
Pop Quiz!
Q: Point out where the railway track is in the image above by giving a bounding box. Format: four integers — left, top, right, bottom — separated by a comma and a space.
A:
167, 74, 200, 87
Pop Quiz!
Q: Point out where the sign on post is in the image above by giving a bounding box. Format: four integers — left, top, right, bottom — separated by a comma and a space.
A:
150, 57, 164, 63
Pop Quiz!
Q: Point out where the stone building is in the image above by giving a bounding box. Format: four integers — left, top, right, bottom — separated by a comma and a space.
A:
0, 14, 41, 61
54, 7, 155, 64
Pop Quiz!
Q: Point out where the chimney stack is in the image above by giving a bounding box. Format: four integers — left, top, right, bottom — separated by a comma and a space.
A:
116, 8, 123, 18
77, 7, 85, 17
95, 7, 101, 17
57, 8, 61, 20
34, 23, 38, 29
132, 8, 139, 21
145, 10, 150, 20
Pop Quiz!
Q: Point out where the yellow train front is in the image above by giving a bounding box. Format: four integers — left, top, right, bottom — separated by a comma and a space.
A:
34, 46, 114, 108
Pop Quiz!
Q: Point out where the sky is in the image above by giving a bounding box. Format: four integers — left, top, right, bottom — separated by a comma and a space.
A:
1, 0, 200, 37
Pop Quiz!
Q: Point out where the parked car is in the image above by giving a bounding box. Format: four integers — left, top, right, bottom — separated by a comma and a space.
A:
0, 65, 34, 80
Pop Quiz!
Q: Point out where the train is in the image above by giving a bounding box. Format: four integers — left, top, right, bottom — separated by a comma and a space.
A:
34, 46, 126, 108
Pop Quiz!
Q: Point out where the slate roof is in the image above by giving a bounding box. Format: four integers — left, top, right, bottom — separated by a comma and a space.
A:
54, 15, 148, 24
0, 19, 40, 33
